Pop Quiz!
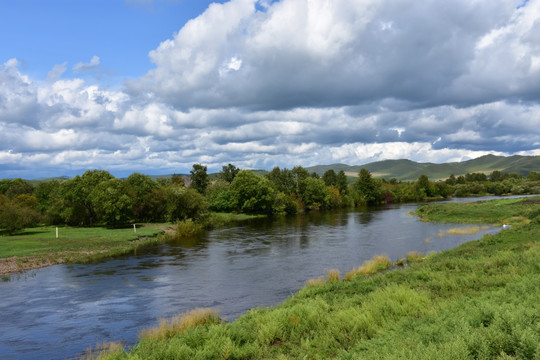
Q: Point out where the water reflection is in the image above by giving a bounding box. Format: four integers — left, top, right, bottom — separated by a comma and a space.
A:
0, 199, 507, 360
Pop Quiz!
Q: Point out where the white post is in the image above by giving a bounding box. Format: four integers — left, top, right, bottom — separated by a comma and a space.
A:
56, 227, 59, 239
133, 224, 137, 233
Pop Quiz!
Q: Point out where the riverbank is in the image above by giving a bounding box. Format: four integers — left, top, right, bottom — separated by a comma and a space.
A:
94, 196, 540, 359
0, 213, 264, 277
0, 224, 169, 277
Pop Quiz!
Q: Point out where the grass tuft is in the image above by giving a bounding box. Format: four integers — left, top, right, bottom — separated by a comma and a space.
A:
139, 308, 221, 340
78, 341, 124, 360
343, 255, 393, 281
325, 269, 340, 282
305, 276, 326, 287
406, 251, 425, 263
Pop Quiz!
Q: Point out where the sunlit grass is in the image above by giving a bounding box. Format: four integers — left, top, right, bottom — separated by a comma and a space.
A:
138, 308, 221, 341
325, 269, 340, 282
78, 341, 124, 360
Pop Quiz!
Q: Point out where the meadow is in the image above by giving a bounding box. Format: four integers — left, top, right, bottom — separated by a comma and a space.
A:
0, 224, 167, 276
85, 196, 540, 359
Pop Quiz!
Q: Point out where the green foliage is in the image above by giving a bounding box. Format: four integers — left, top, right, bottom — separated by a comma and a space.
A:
0, 194, 41, 235
125, 173, 158, 222
300, 177, 329, 209
336, 170, 349, 195
189, 164, 209, 194
90, 178, 133, 226
352, 168, 382, 205
229, 171, 276, 214
322, 169, 337, 186
219, 163, 240, 184
165, 186, 209, 221
272, 192, 298, 214
266, 167, 296, 195
0, 178, 34, 198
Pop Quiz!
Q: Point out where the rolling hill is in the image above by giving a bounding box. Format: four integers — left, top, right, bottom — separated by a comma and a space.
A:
306, 155, 540, 181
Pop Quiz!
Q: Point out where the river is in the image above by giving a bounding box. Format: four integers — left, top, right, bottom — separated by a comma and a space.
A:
0, 198, 508, 359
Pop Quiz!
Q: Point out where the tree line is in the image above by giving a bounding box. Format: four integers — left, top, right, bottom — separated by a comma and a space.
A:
1, 164, 539, 235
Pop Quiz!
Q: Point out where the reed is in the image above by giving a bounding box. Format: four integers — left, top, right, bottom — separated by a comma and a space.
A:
325, 269, 340, 282
139, 308, 221, 340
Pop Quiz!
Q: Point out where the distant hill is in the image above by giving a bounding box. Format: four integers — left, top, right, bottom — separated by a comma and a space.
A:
306, 155, 540, 181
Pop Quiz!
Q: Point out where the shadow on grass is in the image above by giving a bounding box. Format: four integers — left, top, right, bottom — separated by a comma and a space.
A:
1, 228, 51, 237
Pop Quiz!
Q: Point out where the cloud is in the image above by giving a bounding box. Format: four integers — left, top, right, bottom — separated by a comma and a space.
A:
1, 0, 540, 178
73, 55, 101, 73
46, 63, 67, 83
132, 0, 540, 111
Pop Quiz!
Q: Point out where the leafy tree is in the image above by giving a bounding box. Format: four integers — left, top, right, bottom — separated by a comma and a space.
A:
322, 169, 337, 187
206, 179, 233, 212
266, 167, 296, 195
190, 164, 209, 194
415, 174, 433, 197
126, 173, 158, 222
90, 178, 133, 226
165, 186, 209, 221
229, 171, 275, 214
352, 168, 381, 205
0, 194, 40, 235
310, 172, 320, 179
61, 170, 114, 226
445, 174, 457, 185
301, 177, 329, 209
336, 170, 348, 194
219, 164, 240, 184
0, 178, 34, 198
272, 192, 298, 214
171, 174, 185, 186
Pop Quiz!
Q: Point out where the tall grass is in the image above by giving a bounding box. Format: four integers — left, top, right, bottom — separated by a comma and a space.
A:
343, 255, 392, 281
138, 308, 221, 340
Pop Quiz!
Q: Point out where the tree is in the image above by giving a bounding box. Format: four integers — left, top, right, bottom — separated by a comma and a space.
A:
0, 194, 40, 235
229, 171, 275, 214
219, 164, 240, 184
165, 186, 209, 221
125, 173, 158, 222
336, 170, 348, 194
190, 164, 209, 194
266, 167, 296, 195
322, 169, 337, 187
171, 174, 185, 186
415, 174, 432, 198
352, 168, 381, 205
301, 177, 329, 209
90, 178, 133, 226
61, 170, 114, 226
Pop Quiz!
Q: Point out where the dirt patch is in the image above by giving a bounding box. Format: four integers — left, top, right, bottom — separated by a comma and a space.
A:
0, 250, 108, 277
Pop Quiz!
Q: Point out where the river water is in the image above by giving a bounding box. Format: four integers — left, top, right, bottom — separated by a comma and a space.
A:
0, 199, 506, 359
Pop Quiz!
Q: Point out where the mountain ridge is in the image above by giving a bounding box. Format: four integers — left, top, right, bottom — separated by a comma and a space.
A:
306, 154, 540, 181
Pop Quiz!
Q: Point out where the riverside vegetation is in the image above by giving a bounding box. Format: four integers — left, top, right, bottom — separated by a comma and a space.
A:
80, 196, 540, 360
1, 163, 539, 274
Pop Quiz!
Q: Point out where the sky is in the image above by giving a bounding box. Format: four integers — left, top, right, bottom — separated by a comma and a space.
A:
1, 0, 540, 179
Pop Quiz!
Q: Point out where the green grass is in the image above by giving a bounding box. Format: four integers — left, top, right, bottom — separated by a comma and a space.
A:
0, 212, 266, 275
416, 196, 540, 224
96, 196, 540, 359
0, 224, 168, 275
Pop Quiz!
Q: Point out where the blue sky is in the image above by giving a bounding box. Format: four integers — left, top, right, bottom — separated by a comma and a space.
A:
1, 0, 540, 178
0, 0, 228, 82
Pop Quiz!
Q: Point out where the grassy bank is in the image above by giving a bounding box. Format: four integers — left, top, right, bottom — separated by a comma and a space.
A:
0, 224, 168, 276
94, 197, 540, 359
1, 213, 265, 276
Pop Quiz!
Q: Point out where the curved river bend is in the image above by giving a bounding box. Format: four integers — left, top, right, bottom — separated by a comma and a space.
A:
0, 200, 503, 359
